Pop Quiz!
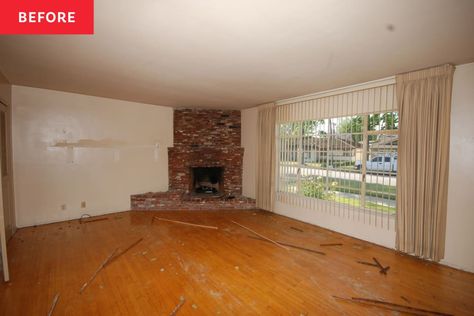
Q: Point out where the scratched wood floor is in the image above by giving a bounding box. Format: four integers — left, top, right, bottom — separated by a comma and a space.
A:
1, 210, 473, 315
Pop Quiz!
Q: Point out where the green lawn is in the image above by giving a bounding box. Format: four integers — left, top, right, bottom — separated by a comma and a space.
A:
283, 176, 397, 214
284, 177, 396, 200
325, 177, 396, 200
333, 196, 396, 214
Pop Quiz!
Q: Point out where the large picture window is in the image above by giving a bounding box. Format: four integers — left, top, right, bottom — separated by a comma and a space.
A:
277, 111, 398, 215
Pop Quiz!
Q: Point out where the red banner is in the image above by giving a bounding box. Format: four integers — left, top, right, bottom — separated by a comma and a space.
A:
0, 0, 94, 34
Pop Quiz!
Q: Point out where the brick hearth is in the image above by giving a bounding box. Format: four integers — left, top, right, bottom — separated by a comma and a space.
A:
131, 109, 256, 210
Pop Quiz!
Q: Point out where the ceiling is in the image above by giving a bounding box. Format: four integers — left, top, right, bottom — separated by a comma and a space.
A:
1, 0, 473, 109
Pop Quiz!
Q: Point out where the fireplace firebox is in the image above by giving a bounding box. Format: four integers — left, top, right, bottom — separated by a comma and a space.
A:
191, 167, 223, 194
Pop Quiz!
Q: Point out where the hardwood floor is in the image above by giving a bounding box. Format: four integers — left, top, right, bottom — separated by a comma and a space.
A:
1, 210, 473, 315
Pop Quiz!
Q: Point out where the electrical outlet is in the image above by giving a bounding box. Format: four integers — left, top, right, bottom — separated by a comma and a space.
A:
61, 204, 67, 211
81, 201, 86, 208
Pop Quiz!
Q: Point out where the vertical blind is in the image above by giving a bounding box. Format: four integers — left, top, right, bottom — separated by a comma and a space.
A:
275, 81, 398, 230
276, 82, 397, 123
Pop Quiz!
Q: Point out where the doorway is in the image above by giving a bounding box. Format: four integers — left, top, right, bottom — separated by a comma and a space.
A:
0, 99, 14, 282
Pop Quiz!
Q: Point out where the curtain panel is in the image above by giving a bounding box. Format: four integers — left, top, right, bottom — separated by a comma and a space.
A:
256, 104, 276, 211
396, 64, 455, 261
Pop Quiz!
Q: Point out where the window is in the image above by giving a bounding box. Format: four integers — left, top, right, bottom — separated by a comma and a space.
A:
277, 111, 398, 215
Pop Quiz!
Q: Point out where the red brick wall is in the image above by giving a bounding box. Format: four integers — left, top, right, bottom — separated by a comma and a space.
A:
174, 109, 241, 147
168, 109, 243, 195
131, 191, 256, 210
173, 109, 240, 147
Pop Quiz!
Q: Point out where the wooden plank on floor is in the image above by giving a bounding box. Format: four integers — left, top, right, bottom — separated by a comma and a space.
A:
231, 220, 289, 250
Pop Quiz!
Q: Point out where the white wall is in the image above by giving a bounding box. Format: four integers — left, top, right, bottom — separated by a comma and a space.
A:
241, 107, 258, 199
275, 201, 396, 248
241, 62, 474, 272
443, 62, 474, 272
12, 86, 173, 227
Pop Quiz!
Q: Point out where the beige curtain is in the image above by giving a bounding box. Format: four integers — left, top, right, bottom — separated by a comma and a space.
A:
256, 104, 276, 211
396, 64, 454, 261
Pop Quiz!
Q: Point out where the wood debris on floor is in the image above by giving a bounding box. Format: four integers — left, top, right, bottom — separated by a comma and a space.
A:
290, 226, 304, 232
231, 220, 289, 250
80, 237, 143, 293
333, 296, 453, 316
401, 295, 410, 303
108, 238, 144, 266
372, 257, 390, 275
356, 260, 379, 267
80, 248, 119, 293
79, 214, 109, 224
1, 210, 473, 315
47, 293, 60, 316
169, 296, 185, 316
154, 217, 218, 230
247, 236, 325, 255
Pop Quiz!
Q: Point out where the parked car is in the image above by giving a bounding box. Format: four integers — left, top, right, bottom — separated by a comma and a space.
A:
355, 154, 397, 173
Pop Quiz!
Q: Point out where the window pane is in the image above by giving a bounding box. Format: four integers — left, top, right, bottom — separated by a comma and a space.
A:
368, 112, 399, 131
366, 133, 398, 214
277, 112, 398, 216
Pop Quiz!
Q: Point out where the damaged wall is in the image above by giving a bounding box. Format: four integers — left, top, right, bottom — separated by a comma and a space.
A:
12, 86, 173, 227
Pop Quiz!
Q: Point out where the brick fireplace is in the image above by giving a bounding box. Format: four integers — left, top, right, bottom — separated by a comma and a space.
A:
131, 109, 256, 210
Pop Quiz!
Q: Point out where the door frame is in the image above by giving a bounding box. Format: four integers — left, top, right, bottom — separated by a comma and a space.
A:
0, 100, 9, 281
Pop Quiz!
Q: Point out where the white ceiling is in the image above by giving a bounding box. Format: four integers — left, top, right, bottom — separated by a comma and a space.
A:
0, 0, 473, 109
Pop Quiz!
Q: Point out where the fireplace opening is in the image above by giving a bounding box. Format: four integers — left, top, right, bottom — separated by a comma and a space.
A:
191, 167, 223, 194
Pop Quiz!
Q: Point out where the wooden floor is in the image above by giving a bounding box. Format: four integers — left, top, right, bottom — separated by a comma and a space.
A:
1, 210, 473, 315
